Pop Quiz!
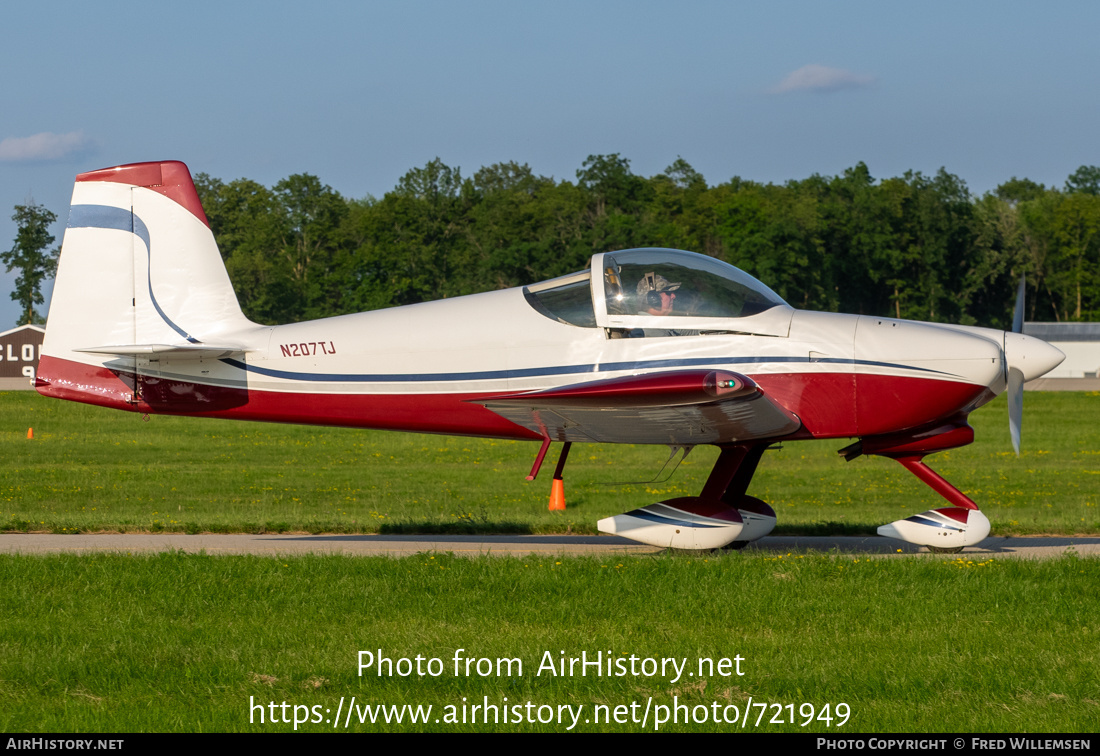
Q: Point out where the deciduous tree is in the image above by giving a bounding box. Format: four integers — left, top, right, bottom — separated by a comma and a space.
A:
3, 202, 57, 325
1065, 165, 1100, 196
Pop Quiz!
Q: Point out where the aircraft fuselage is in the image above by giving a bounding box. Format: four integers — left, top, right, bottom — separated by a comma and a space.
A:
40, 285, 1009, 445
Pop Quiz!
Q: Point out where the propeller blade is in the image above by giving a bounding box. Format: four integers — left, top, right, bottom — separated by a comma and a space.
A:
1012, 275, 1025, 334
1008, 367, 1024, 456
1009, 275, 1026, 455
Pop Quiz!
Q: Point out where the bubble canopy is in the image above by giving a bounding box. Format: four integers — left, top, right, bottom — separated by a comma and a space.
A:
592, 248, 793, 336
524, 248, 794, 337
602, 248, 786, 317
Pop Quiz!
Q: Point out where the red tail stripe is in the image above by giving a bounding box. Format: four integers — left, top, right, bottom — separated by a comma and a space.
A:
75, 161, 209, 228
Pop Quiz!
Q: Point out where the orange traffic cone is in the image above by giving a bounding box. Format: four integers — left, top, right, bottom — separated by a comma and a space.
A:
26, 428, 33, 440
548, 478, 566, 511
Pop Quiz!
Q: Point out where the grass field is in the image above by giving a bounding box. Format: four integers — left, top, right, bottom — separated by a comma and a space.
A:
1, 390, 1097, 536
1, 551, 1097, 732
3, 391, 1098, 733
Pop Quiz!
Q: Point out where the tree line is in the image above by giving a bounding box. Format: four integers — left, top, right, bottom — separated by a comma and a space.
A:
194, 157, 1100, 329
8, 158, 1100, 327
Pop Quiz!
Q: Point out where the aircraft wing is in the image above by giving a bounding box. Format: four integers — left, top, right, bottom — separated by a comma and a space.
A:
473, 370, 801, 444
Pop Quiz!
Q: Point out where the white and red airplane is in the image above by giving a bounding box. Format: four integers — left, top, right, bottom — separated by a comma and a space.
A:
36, 161, 1065, 552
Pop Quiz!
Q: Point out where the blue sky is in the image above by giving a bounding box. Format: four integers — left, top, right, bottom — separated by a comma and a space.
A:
3, 0, 1099, 326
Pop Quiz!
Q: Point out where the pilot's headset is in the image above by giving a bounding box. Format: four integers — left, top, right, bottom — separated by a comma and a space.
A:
643, 272, 663, 309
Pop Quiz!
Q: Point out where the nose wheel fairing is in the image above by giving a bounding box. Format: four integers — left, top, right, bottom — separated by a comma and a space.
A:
877, 508, 991, 552
846, 418, 992, 551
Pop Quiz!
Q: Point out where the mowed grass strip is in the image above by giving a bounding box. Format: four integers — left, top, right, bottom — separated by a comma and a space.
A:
0, 551, 1097, 732
2, 390, 1098, 535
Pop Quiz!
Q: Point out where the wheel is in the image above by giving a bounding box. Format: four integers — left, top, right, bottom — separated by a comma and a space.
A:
926, 545, 964, 554
718, 541, 749, 552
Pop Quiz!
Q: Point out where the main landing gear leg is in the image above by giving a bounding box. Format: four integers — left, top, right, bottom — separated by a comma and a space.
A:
597, 442, 776, 550
716, 444, 778, 549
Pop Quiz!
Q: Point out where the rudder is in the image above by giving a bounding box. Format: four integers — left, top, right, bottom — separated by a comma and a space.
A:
37, 161, 255, 408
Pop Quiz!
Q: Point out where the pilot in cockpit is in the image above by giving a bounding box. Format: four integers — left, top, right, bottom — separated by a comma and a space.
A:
633, 272, 699, 336
636, 272, 681, 316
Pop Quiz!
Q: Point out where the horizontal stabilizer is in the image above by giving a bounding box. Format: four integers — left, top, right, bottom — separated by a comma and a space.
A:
74, 343, 246, 359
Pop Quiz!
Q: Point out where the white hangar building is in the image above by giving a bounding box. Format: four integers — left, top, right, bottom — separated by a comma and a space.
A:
1023, 322, 1100, 390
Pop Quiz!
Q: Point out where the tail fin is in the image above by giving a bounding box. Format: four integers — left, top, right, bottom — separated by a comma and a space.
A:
37, 160, 255, 408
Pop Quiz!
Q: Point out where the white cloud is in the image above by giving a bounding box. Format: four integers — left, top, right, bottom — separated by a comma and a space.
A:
770, 64, 875, 94
0, 131, 94, 163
